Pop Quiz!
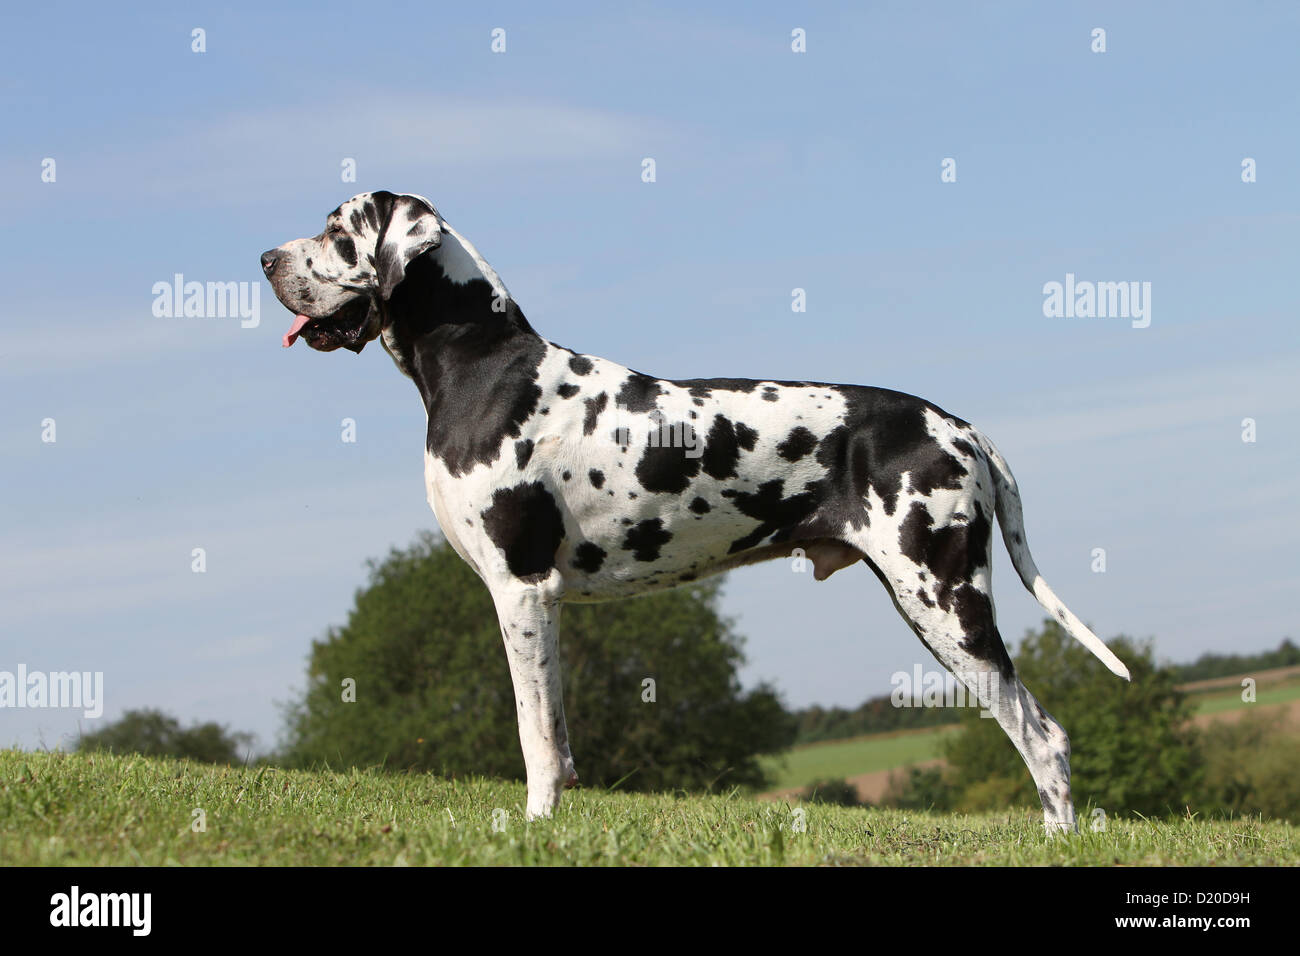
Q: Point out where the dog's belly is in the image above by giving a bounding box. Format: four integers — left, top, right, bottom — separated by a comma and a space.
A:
558, 508, 787, 601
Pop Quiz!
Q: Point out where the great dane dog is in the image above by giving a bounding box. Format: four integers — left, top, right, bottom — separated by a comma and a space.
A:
262, 191, 1130, 832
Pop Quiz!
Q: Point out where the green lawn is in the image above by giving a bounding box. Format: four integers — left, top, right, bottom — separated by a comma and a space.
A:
2, 750, 1293, 865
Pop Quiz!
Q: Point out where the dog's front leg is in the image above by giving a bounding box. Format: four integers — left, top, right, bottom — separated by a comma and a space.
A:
489, 572, 575, 820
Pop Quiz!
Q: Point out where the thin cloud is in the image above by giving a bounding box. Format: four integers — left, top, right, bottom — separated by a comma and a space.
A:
2, 95, 678, 209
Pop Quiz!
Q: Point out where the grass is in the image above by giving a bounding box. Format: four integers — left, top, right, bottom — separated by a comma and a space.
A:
1, 750, 1294, 866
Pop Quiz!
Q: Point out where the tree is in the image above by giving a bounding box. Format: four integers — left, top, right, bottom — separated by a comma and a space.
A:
78, 709, 254, 764
279, 532, 795, 792
940, 620, 1200, 817
1171, 638, 1300, 682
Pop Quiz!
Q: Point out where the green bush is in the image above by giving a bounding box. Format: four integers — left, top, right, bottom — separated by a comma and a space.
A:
279, 532, 796, 792
1194, 712, 1300, 822
78, 709, 253, 764
882, 765, 955, 811
799, 778, 864, 807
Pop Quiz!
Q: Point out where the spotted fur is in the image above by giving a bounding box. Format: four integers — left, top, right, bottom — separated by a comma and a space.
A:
262, 192, 1130, 831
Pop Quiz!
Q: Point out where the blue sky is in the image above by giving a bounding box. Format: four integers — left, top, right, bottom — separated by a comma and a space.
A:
2, 1, 1297, 753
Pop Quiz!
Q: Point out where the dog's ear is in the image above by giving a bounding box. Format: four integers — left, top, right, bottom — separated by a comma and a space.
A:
373, 192, 442, 299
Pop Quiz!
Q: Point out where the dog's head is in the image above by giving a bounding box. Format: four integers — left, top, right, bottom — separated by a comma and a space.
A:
261, 191, 442, 351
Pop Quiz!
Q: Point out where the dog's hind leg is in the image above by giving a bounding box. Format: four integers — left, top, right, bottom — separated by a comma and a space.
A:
488, 571, 576, 821
858, 526, 1077, 834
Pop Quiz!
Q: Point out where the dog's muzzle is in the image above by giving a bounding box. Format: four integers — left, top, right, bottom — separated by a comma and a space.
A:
280, 297, 375, 352
260, 246, 376, 353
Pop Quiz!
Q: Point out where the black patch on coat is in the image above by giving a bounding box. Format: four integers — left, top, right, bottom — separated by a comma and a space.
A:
762, 386, 779, 402
814, 386, 971, 518
622, 518, 673, 562
897, 500, 1011, 677
673, 377, 761, 395
700, 415, 742, 480
909, 450, 969, 501
572, 541, 606, 573
726, 479, 820, 553
480, 482, 565, 583
689, 496, 710, 514
735, 422, 759, 451
568, 355, 593, 375
333, 236, 358, 267
616, 373, 663, 413
514, 439, 534, 470
382, 253, 546, 477
583, 392, 607, 436
589, 469, 605, 489
556, 383, 580, 399
776, 426, 818, 462
898, 501, 990, 584
635, 427, 702, 494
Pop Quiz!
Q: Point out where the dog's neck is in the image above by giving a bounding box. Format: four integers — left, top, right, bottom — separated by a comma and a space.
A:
426, 221, 513, 303
381, 223, 539, 385
380, 224, 551, 473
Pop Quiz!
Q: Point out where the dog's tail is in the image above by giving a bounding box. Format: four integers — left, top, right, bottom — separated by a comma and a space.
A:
972, 430, 1131, 681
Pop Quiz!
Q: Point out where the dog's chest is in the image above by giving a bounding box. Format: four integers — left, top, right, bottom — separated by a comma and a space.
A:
424, 449, 487, 576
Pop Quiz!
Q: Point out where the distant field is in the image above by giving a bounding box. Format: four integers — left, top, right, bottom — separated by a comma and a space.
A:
760, 726, 959, 792
1179, 664, 1300, 694
1190, 679, 1300, 717
764, 668, 1300, 795
1, 751, 1294, 866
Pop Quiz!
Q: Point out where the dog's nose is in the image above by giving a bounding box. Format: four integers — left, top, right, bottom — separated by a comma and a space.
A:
260, 250, 280, 277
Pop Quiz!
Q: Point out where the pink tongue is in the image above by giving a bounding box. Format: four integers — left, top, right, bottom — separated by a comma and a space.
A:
282, 314, 313, 348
